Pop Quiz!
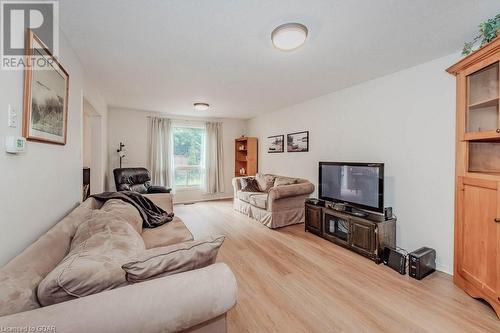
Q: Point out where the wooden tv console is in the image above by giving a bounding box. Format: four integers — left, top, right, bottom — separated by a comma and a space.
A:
305, 201, 396, 263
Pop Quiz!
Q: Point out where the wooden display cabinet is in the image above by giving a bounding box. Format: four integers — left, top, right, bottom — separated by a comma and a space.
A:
447, 35, 500, 318
235, 137, 258, 177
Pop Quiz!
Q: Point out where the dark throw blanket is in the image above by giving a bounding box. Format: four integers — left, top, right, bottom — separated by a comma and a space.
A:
92, 191, 174, 228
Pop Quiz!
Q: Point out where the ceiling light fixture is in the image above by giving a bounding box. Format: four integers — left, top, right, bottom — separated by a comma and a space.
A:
194, 102, 210, 111
271, 23, 308, 51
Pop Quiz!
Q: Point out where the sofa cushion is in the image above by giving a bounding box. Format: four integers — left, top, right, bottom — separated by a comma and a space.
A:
100, 199, 143, 234
0, 273, 41, 317
37, 210, 145, 306
248, 193, 269, 210
141, 216, 193, 249
237, 191, 261, 203
255, 173, 276, 192
274, 176, 298, 187
122, 236, 225, 283
240, 177, 261, 192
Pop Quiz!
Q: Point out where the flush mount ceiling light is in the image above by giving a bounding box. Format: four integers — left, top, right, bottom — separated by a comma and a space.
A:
194, 103, 210, 111
271, 23, 308, 51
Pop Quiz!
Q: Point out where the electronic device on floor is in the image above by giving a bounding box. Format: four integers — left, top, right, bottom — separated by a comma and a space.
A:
382, 247, 407, 275
408, 247, 436, 280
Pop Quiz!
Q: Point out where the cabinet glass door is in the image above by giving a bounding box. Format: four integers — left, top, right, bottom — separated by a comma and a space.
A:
466, 62, 499, 133
324, 214, 349, 242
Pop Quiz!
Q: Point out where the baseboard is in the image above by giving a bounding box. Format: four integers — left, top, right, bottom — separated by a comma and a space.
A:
174, 196, 233, 205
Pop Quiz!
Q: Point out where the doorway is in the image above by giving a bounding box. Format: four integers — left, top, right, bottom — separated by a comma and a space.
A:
82, 98, 104, 197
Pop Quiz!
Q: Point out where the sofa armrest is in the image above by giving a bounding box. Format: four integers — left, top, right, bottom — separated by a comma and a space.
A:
0, 263, 237, 333
144, 193, 173, 213
231, 177, 245, 198
268, 182, 315, 201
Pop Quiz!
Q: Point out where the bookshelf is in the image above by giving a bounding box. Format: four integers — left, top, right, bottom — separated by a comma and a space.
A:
235, 137, 258, 177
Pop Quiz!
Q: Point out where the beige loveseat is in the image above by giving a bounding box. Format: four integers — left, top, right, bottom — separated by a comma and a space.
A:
0, 193, 237, 333
232, 174, 314, 229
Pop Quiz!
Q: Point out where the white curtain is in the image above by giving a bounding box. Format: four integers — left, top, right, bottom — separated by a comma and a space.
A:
148, 117, 173, 188
205, 122, 225, 194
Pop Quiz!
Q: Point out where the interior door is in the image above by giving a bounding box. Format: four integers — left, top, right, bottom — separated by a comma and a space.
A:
459, 177, 499, 299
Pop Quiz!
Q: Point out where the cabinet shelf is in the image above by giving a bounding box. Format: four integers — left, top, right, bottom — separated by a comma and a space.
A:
464, 131, 500, 141
468, 97, 499, 110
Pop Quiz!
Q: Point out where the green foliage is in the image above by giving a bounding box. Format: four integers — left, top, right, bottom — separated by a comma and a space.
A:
462, 13, 500, 56
173, 127, 203, 165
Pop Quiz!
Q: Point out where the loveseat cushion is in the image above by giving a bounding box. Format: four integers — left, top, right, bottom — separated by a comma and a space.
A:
141, 216, 194, 249
274, 176, 298, 187
237, 191, 261, 203
122, 236, 224, 283
37, 210, 145, 306
248, 193, 269, 210
255, 173, 275, 192
100, 199, 143, 234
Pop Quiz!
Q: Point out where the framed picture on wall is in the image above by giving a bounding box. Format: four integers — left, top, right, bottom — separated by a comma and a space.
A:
267, 135, 284, 153
287, 131, 309, 152
23, 29, 69, 145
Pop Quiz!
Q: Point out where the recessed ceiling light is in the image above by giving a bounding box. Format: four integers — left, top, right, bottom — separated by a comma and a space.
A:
271, 23, 308, 51
194, 102, 210, 111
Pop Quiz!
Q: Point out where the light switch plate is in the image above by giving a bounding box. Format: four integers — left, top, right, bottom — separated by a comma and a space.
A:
8, 105, 17, 128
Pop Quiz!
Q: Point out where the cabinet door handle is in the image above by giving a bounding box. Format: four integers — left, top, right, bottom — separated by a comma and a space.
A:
495, 218, 500, 223
497, 129, 500, 134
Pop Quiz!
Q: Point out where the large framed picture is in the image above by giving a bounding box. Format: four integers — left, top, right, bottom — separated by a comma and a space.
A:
23, 29, 69, 145
267, 135, 284, 153
287, 131, 309, 152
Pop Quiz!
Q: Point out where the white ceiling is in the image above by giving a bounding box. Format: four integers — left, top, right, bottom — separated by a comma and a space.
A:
59, 0, 500, 119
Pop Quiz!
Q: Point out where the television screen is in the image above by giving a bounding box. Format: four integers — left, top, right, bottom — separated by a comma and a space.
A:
319, 162, 384, 212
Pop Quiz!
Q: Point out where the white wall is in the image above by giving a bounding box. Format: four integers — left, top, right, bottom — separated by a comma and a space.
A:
247, 53, 459, 274
107, 107, 246, 203
0, 31, 107, 266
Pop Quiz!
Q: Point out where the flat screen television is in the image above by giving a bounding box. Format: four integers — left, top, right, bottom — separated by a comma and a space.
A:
319, 162, 384, 213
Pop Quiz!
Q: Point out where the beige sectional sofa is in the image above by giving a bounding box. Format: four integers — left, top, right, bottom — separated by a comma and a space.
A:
0, 193, 237, 333
232, 174, 314, 229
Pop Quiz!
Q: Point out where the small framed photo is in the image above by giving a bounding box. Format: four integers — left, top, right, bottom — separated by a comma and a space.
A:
267, 135, 284, 153
287, 131, 309, 152
23, 29, 69, 145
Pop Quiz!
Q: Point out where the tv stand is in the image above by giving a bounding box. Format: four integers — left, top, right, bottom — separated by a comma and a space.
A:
305, 200, 396, 263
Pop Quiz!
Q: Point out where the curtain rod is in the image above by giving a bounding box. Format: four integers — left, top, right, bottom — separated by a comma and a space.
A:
146, 116, 222, 123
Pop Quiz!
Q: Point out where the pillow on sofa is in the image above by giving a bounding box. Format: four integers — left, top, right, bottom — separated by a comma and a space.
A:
100, 199, 143, 234
255, 173, 276, 192
274, 176, 298, 187
122, 236, 225, 283
37, 210, 145, 306
240, 177, 261, 192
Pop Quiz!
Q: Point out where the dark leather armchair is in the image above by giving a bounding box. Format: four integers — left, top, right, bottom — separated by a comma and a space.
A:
113, 168, 171, 194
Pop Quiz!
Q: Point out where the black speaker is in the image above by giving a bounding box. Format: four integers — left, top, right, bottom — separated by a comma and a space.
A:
384, 207, 393, 220
382, 247, 406, 275
409, 247, 436, 280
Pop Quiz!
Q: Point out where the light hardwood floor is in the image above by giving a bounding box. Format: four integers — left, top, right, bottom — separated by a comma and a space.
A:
175, 200, 500, 333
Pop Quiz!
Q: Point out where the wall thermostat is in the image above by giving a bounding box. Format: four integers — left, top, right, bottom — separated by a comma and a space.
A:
5, 136, 26, 154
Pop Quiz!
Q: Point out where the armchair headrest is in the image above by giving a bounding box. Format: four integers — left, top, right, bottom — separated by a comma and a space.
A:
113, 168, 152, 193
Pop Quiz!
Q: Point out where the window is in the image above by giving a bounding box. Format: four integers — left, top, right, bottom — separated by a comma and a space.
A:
172, 125, 205, 189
